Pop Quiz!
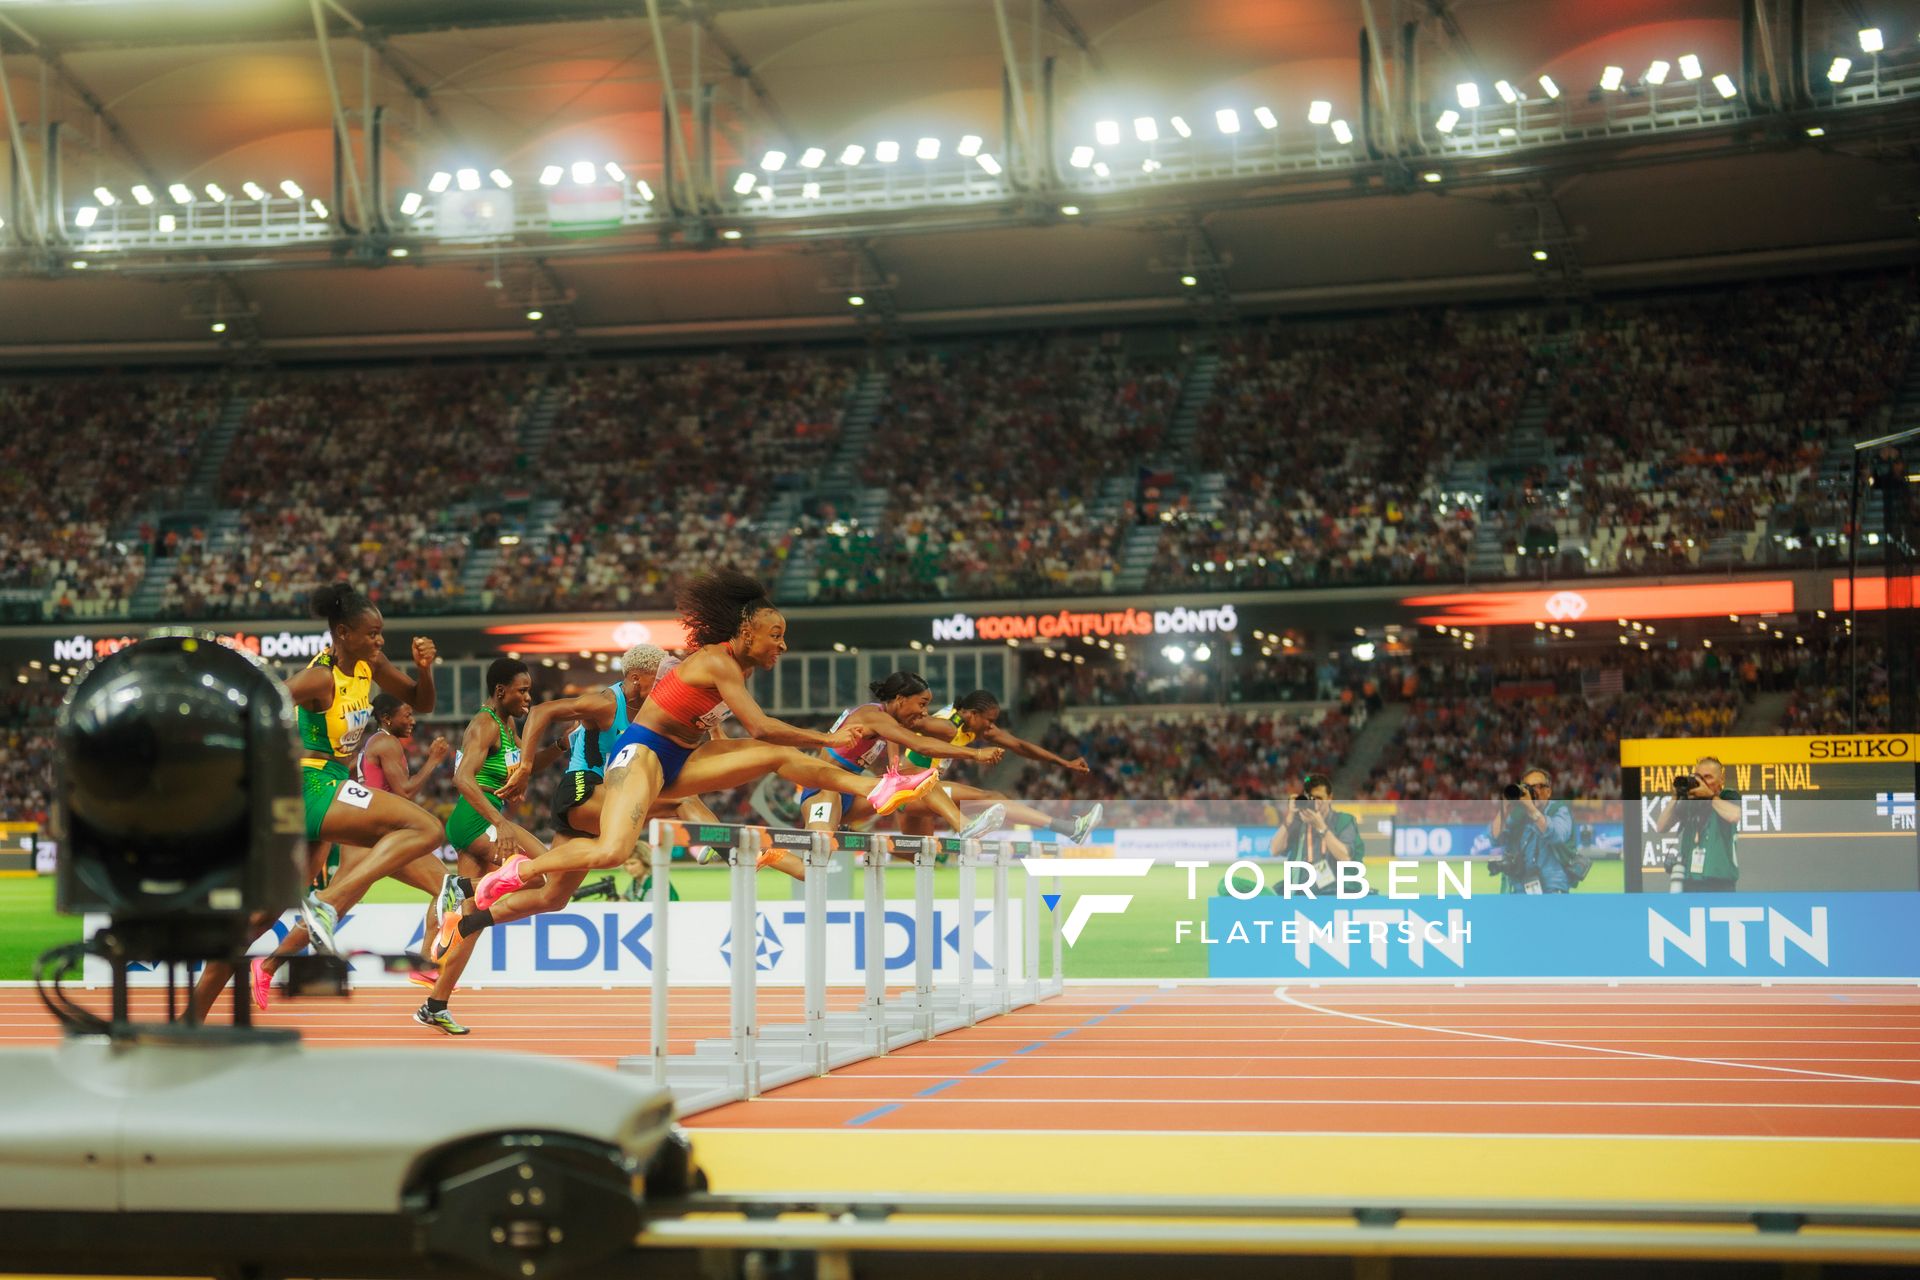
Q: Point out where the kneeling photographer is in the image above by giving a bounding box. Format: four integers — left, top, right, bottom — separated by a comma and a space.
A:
1268, 773, 1365, 893
1489, 767, 1581, 894
1655, 755, 1741, 892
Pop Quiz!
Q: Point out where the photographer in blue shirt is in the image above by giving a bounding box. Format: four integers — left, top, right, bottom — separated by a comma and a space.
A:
1489, 766, 1576, 894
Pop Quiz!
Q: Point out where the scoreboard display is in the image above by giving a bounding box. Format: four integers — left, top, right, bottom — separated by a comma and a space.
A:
1621, 735, 1919, 892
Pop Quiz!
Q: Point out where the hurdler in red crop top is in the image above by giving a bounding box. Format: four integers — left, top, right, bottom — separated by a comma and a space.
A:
645, 649, 736, 734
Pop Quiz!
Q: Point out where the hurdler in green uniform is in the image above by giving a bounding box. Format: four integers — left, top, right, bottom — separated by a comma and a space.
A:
448, 705, 522, 853
298, 647, 375, 840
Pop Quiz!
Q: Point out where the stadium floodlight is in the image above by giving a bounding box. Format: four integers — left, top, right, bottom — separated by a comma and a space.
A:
732, 171, 758, 195
1422, 170, 1442, 183
1599, 65, 1624, 90
799, 147, 826, 168
636, 179, 654, 201
92, 187, 115, 206
1092, 161, 1110, 177
242, 182, 265, 200
1330, 119, 1353, 144
1253, 105, 1278, 129
1094, 119, 1120, 145
428, 171, 452, 193
1179, 273, 1197, 286
310, 198, 328, 217
490, 168, 513, 188
916, 137, 940, 159
205, 183, 227, 202
74, 206, 98, 228
1538, 74, 1561, 99
757, 186, 773, 202
1170, 115, 1191, 137
1646, 59, 1670, 85
1713, 72, 1738, 97
210, 322, 226, 333
456, 168, 480, 191
958, 134, 983, 156
847, 294, 865, 307
1069, 145, 1094, 168
720, 228, 743, 239
1495, 79, 1518, 104
1859, 27, 1884, 53
526, 309, 543, 321
1132, 117, 1157, 142
839, 144, 865, 165
1307, 99, 1332, 124
131, 184, 154, 205
976, 153, 1002, 175
168, 183, 193, 203
1060, 205, 1080, 215
1532, 248, 1548, 261
399, 191, 423, 215
570, 160, 595, 184
1163, 644, 1186, 665
875, 140, 900, 162
1435, 109, 1460, 133
1828, 56, 1852, 83
1140, 157, 1161, 172
1456, 82, 1480, 109
1678, 53, 1702, 80
389, 247, 408, 258
280, 179, 302, 199
761, 149, 787, 171
604, 162, 625, 182
1806, 125, 1826, 137
539, 165, 563, 186
1193, 644, 1212, 663
1215, 107, 1241, 133
158, 213, 175, 231
802, 181, 820, 199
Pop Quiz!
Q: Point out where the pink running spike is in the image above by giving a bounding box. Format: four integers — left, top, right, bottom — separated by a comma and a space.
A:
249, 957, 273, 1011
474, 854, 529, 911
868, 765, 940, 816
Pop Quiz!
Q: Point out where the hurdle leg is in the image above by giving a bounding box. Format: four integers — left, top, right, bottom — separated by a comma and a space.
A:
862, 836, 890, 1054
648, 817, 670, 1087
802, 830, 831, 1075
730, 827, 762, 1097
911, 842, 936, 1040
1047, 866, 1064, 998
956, 838, 979, 1026
991, 841, 1011, 1017
1024, 850, 1042, 1007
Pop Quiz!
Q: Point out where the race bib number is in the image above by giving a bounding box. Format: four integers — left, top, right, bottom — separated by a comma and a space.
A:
1690, 849, 1707, 876
808, 799, 836, 826
1521, 878, 1543, 895
609, 744, 639, 772
339, 781, 374, 810
503, 748, 523, 769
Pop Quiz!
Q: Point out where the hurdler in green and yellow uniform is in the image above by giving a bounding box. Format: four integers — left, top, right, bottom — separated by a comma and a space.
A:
298, 647, 376, 841
898, 689, 1104, 845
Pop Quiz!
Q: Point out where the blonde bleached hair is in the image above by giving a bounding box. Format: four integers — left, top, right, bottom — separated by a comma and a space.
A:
621, 644, 667, 677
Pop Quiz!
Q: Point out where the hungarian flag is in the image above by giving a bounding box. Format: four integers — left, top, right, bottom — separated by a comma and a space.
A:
547, 183, 625, 235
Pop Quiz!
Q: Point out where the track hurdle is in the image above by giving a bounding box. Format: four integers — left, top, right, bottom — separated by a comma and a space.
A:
617, 819, 1062, 1118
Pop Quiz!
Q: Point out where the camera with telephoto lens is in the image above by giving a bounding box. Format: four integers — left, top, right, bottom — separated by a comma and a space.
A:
1674, 774, 1701, 796
1502, 782, 1525, 801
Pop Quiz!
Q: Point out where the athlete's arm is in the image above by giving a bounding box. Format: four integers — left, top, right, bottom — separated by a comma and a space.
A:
708, 659, 852, 750
371, 733, 447, 801
500, 690, 616, 800
283, 665, 333, 710
980, 722, 1087, 772
370, 636, 438, 714
453, 712, 513, 830
866, 708, 1002, 763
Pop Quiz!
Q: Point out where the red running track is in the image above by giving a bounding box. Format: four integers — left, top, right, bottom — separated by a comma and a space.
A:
4, 983, 1919, 1139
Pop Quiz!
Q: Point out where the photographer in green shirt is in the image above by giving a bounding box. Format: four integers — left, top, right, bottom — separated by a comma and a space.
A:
1656, 755, 1742, 892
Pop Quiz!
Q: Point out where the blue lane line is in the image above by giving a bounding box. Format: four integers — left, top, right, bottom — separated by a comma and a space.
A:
915, 1079, 962, 1097
969, 1059, 1009, 1074
847, 1103, 903, 1126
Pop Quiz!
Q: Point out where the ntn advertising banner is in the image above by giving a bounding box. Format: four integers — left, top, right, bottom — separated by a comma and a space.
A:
1204, 892, 1920, 981
83, 902, 1023, 987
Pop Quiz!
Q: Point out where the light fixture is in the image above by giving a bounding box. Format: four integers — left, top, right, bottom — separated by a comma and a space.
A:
1307, 99, 1332, 124
526, 309, 543, 321
1253, 106, 1278, 129
1215, 107, 1241, 133
158, 213, 175, 231
958, 134, 983, 156
92, 186, 115, 206
1435, 108, 1463, 132
1806, 125, 1826, 137
74, 206, 98, 228
242, 181, 265, 200
1330, 119, 1353, 145
389, 247, 409, 258
490, 168, 513, 188
70, 259, 88, 269
847, 294, 865, 307
1132, 117, 1157, 142
1859, 27, 1884, 53
801, 181, 820, 199
1646, 59, 1670, 85
1094, 120, 1120, 145
570, 159, 595, 184
1495, 80, 1518, 104
1069, 145, 1094, 168
1092, 161, 1110, 177
168, 183, 194, 203
310, 198, 328, 217
720, 227, 743, 239
1170, 115, 1191, 137
1532, 248, 1548, 261
604, 161, 625, 182
915, 137, 940, 159
399, 191, 423, 215
1538, 74, 1561, 99
1140, 157, 1160, 172
840, 144, 865, 165
1828, 56, 1852, 83
636, 179, 655, 201
1422, 170, 1442, 183
757, 186, 773, 202
1456, 82, 1481, 109
539, 165, 563, 186
1679, 53, 1703, 80
1179, 273, 1197, 286
976, 153, 1002, 175
1600, 65, 1624, 91
456, 167, 480, 191
428, 171, 453, 193
1060, 204, 1080, 215
131, 184, 154, 205
280, 179, 302, 199
1713, 73, 1738, 98
875, 140, 900, 162
211, 322, 227, 333
760, 149, 788, 172
732, 171, 758, 195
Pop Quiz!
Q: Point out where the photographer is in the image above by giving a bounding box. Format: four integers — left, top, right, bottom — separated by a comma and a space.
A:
1489, 767, 1576, 894
1268, 773, 1365, 891
1655, 755, 1741, 892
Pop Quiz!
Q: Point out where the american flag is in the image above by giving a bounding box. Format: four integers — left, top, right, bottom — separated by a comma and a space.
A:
1580, 668, 1625, 699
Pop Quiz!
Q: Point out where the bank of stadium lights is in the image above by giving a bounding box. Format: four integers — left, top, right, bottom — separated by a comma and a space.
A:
168, 183, 194, 203
428, 171, 452, 193
74, 205, 98, 228
1537, 74, 1560, 99
799, 147, 826, 169
958, 134, 984, 156
241, 182, 265, 201
1132, 117, 1157, 142
1435, 109, 1460, 133
158, 213, 175, 232
310, 198, 329, 218
457, 168, 480, 191
280, 180, 303, 199
130, 184, 154, 206
1330, 119, 1353, 145
399, 191, 423, 215
977, 153, 1004, 175
1170, 115, 1191, 138
604, 162, 625, 183
539, 165, 563, 186
1859, 28, 1884, 53
90, 186, 114, 207
732, 171, 758, 195
1678, 54, 1703, 81
1713, 73, 1738, 98
1092, 162, 1110, 177
802, 181, 820, 199
916, 137, 940, 159
1494, 80, 1518, 105
1599, 65, 1625, 91
1094, 119, 1121, 146
1455, 82, 1480, 109
568, 160, 594, 184
1069, 145, 1095, 168
875, 140, 900, 162
1253, 106, 1278, 130
1307, 100, 1332, 125
1215, 107, 1240, 134
839, 144, 865, 166
1645, 60, 1670, 86
1828, 57, 1853, 83
491, 169, 513, 188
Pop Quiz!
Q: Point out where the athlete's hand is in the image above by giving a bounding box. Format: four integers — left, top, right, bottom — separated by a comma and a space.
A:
411, 636, 438, 669
973, 746, 1005, 766
426, 736, 452, 763
495, 759, 534, 803
823, 725, 862, 753
495, 822, 539, 860
1064, 756, 1091, 773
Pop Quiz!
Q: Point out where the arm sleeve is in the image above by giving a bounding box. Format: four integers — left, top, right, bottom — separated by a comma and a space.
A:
1336, 812, 1364, 860
1546, 802, 1574, 845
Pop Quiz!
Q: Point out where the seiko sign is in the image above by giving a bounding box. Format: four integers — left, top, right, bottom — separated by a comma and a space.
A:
932, 604, 1239, 644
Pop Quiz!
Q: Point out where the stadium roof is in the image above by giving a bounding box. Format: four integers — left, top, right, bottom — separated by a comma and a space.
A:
0, 0, 1916, 362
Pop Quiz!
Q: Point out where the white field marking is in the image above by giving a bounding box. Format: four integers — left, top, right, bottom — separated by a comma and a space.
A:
737, 1095, 1920, 1111
795, 1071, 1907, 1086
833, 1051, 1920, 1065
691, 1125, 1920, 1144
